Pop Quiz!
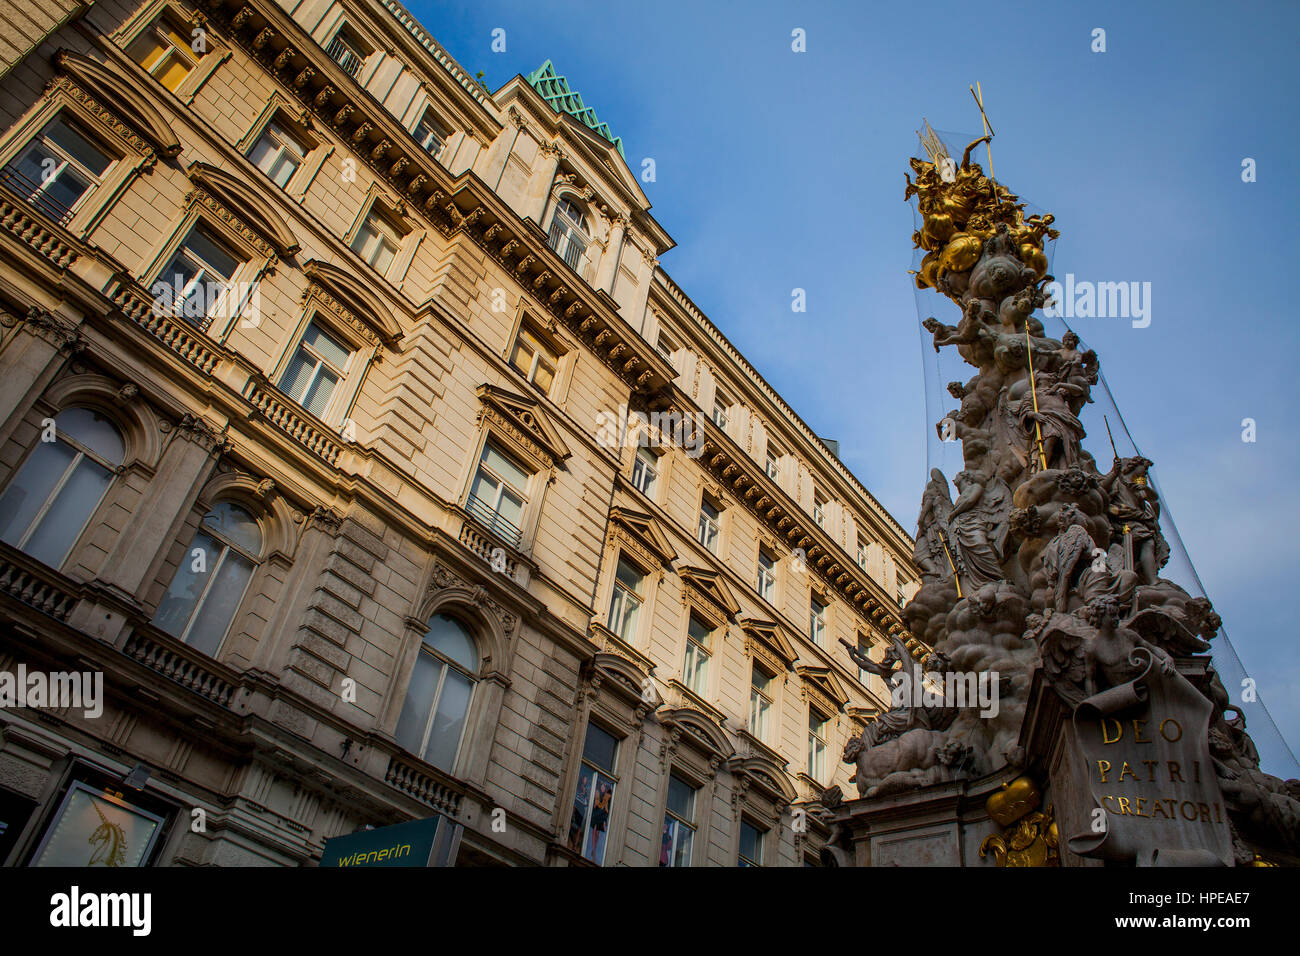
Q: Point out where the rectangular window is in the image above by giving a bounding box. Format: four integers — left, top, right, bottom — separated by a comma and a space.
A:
712, 393, 730, 430
607, 557, 644, 644
812, 490, 826, 529
749, 665, 772, 741
509, 326, 559, 394
414, 110, 448, 158
632, 446, 658, 497
856, 634, 873, 686
0, 116, 114, 225
660, 774, 697, 867
765, 449, 779, 481
248, 120, 308, 189
278, 320, 352, 419
155, 223, 243, 328
809, 596, 826, 646
808, 710, 828, 781
128, 17, 202, 91
656, 328, 679, 361
897, 580, 908, 608
738, 820, 765, 867
569, 723, 619, 865
326, 27, 368, 79
547, 197, 587, 271
467, 441, 530, 547
756, 549, 775, 602
697, 498, 719, 555
857, 533, 869, 571
683, 615, 711, 697
351, 209, 402, 276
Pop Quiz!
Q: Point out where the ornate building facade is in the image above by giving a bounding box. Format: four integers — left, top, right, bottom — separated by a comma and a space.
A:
0, 0, 920, 866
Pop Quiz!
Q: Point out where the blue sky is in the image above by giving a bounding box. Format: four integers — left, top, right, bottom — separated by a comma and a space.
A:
411, 0, 1299, 771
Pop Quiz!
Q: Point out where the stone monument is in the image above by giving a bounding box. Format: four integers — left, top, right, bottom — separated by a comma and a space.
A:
826, 136, 1300, 867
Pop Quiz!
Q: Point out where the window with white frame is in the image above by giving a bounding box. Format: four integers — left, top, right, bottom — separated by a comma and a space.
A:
683, 614, 712, 697
749, 664, 773, 741
568, 722, 619, 865
247, 120, 308, 189
897, 579, 908, 608
509, 324, 559, 394
607, 556, 645, 644
765, 447, 780, 481
0, 407, 124, 569
127, 15, 204, 92
808, 709, 829, 782
738, 819, 765, 867
467, 441, 530, 548
394, 614, 479, 773
655, 326, 679, 361
631, 445, 658, 498
697, 497, 720, 555
809, 596, 827, 646
326, 25, 369, 79
0, 115, 115, 226
154, 222, 243, 328
278, 320, 353, 420
413, 109, 448, 159
351, 207, 403, 277
547, 196, 587, 272
154, 501, 261, 658
756, 548, 775, 602
812, 489, 826, 529
857, 532, 869, 571
660, 774, 697, 867
712, 391, 731, 430
856, 633, 873, 686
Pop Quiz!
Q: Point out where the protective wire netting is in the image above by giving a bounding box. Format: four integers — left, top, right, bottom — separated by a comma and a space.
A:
906, 128, 1298, 778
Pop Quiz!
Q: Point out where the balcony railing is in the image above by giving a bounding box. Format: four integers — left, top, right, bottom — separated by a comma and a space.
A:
464, 494, 523, 549
0, 165, 75, 226
326, 37, 365, 78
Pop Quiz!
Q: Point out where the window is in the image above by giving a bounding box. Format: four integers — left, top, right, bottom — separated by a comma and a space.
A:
897, 580, 908, 608
812, 490, 826, 529
394, 614, 479, 772
0, 408, 123, 569
712, 392, 731, 430
0, 116, 114, 225
660, 774, 697, 867
749, 665, 773, 741
607, 557, 644, 643
326, 27, 368, 79
809, 596, 826, 646
351, 209, 402, 277
569, 723, 619, 865
697, 498, 719, 555
765, 448, 780, 481
154, 502, 260, 657
467, 442, 529, 548
154, 223, 243, 328
413, 109, 448, 159
856, 634, 873, 686
248, 120, 308, 189
857, 533, 869, 571
738, 820, 765, 867
808, 710, 828, 781
756, 549, 775, 602
547, 196, 587, 271
631, 446, 658, 497
128, 16, 203, 91
278, 321, 352, 420
509, 326, 559, 394
683, 615, 711, 697
655, 327, 679, 361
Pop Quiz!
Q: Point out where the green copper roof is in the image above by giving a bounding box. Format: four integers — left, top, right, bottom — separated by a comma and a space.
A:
526, 60, 624, 157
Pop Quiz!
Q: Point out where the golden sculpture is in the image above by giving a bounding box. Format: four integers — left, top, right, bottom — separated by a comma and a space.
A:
979, 775, 1060, 867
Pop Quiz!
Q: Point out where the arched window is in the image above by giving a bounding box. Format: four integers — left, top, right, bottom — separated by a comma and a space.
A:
155, 502, 261, 657
0, 407, 124, 568
547, 196, 588, 271
395, 614, 479, 772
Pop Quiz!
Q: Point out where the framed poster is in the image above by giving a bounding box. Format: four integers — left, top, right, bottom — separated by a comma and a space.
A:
30, 782, 165, 867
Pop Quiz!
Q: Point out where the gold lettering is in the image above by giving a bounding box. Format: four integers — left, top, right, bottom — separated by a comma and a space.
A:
1168, 761, 1184, 783
1159, 718, 1183, 742
1101, 795, 1118, 813
1096, 759, 1111, 783
1142, 759, 1159, 781
1150, 798, 1171, 819
1132, 719, 1151, 744
1134, 798, 1148, 817
1101, 718, 1123, 744
1180, 801, 1198, 821
1117, 761, 1137, 782
1198, 802, 1211, 823
1117, 796, 1133, 815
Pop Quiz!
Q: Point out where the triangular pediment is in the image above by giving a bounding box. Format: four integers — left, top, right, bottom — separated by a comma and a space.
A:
796, 665, 849, 712
678, 565, 740, 619
740, 617, 798, 670
609, 507, 675, 566
476, 384, 570, 467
